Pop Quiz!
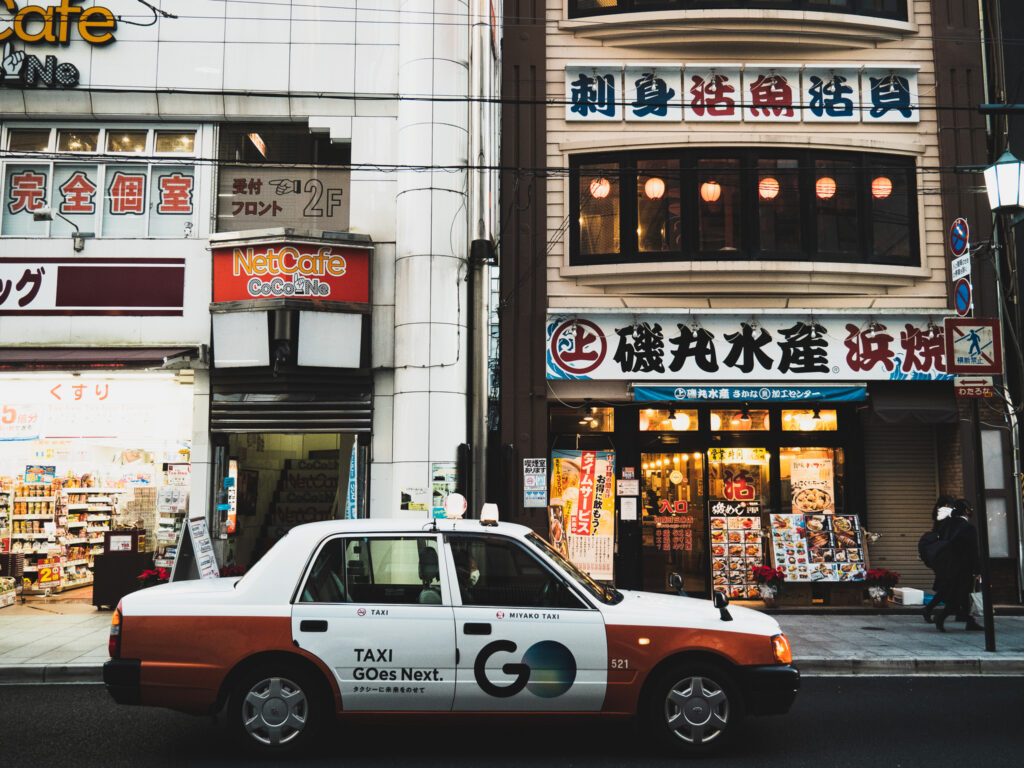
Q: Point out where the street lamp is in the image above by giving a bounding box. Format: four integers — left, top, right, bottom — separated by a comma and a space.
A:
32, 207, 87, 251
983, 150, 1024, 213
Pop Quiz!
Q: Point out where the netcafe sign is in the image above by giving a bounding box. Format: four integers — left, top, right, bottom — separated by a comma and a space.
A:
212, 241, 370, 305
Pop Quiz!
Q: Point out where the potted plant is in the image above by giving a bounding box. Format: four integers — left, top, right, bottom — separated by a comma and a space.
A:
136, 567, 170, 590
865, 568, 899, 607
752, 565, 786, 607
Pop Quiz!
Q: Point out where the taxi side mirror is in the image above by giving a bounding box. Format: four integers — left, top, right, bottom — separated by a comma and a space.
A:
712, 590, 733, 622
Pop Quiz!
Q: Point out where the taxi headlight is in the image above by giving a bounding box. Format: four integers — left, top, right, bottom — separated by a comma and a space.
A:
771, 633, 792, 665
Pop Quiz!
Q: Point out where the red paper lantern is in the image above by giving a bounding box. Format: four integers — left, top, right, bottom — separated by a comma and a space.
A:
589, 177, 611, 199
644, 176, 666, 200
700, 180, 722, 203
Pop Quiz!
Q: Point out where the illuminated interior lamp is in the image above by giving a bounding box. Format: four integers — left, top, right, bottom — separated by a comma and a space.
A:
670, 411, 691, 431
739, 408, 751, 422
700, 180, 722, 203
758, 177, 780, 200
816, 177, 837, 199
871, 176, 893, 199
644, 176, 666, 200
710, 413, 722, 430
590, 177, 611, 199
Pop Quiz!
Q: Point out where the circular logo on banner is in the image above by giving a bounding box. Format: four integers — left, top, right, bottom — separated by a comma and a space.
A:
669, 470, 684, 485
550, 320, 607, 375
954, 278, 972, 317
950, 218, 969, 257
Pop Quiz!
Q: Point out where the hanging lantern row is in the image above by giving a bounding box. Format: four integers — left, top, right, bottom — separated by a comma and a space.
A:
590, 175, 895, 201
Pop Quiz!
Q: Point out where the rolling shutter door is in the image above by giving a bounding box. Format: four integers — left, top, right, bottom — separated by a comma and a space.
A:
863, 423, 938, 590
210, 369, 372, 434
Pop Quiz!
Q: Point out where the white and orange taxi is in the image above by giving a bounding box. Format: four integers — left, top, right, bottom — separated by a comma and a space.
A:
104, 517, 798, 755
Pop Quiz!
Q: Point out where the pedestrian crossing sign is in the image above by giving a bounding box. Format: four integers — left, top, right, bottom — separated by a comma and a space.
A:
943, 318, 1002, 375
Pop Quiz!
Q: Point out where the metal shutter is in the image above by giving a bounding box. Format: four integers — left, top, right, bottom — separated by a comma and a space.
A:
863, 423, 938, 590
210, 369, 372, 434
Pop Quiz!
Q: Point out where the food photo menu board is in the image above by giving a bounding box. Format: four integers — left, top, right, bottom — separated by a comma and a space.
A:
770, 514, 866, 582
711, 505, 764, 600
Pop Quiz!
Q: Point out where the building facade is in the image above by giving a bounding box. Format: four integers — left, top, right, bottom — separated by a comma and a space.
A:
500, 1, 1022, 602
0, 0, 500, 590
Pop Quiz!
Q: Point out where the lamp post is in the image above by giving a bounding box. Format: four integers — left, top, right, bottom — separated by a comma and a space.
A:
979, 149, 1024, 651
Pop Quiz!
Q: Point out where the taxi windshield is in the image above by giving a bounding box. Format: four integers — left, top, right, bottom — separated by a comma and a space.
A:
526, 532, 622, 604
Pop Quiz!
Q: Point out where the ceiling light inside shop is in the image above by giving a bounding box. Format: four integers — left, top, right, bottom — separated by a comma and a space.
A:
758, 177, 780, 200
248, 132, 268, 158
670, 411, 690, 430
816, 176, 837, 199
710, 413, 722, 430
644, 176, 666, 200
589, 177, 611, 199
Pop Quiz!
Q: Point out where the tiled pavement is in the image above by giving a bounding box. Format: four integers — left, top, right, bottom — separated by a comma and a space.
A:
1, 602, 1022, 684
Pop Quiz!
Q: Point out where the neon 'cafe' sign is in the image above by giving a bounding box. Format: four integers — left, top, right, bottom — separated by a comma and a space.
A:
0, 1, 117, 88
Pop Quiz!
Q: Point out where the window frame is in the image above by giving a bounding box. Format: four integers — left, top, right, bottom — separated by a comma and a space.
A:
567, 0, 907, 22
1, 124, 200, 239
569, 147, 918, 268
444, 532, 595, 611
296, 533, 449, 606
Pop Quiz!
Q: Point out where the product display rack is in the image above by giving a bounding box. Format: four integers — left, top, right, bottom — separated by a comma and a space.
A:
0, 486, 11, 555
10, 483, 62, 594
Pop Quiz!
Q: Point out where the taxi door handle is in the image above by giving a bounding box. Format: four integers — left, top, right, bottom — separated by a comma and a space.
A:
299, 620, 328, 633
464, 622, 491, 635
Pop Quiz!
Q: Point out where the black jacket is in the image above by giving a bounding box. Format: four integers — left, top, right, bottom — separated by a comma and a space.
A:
938, 516, 980, 581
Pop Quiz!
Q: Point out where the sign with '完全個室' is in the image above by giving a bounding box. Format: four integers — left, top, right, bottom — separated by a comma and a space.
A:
546, 312, 955, 383
565, 62, 919, 124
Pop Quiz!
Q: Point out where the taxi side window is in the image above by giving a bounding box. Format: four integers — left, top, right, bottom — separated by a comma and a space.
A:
449, 536, 586, 610
299, 536, 443, 605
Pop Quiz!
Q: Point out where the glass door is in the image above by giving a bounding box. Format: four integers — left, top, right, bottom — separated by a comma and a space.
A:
640, 452, 706, 595
707, 447, 770, 600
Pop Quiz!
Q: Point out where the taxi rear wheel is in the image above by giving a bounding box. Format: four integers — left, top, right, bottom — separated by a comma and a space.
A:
646, 662, 742, 754
229, 663, 324, 754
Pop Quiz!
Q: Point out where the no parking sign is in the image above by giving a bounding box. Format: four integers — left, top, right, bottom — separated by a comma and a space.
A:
949, 218, 969, 257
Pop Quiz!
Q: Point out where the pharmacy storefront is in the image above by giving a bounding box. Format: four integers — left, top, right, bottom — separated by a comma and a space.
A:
544, 310, 958, 602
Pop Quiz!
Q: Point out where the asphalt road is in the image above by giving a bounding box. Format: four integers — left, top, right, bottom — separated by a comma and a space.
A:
0, 677, 1020, 766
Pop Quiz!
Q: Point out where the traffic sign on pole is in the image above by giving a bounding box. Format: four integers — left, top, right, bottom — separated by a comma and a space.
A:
943, 318, 1002, 375
949, 217, 970, 257
953, 278, 973, 317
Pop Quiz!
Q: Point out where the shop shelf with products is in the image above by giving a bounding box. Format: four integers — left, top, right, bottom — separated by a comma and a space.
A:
0, 486, 11, 554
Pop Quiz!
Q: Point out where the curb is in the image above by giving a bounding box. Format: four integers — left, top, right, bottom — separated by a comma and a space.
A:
796, 657, 1024, 676
0, 664, 103, 684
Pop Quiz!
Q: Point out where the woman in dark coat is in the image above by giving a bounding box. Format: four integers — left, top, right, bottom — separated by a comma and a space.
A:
922, 494, 955, 623
932, 499, 982, 632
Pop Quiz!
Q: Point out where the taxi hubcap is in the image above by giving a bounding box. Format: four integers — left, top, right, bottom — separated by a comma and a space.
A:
242, 676, 308, 746
664, 675, 729, 744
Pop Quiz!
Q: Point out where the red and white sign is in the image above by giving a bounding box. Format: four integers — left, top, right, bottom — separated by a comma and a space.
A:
944, 318, 1002, 375
212, 241, 370, 304
572, 450, 597, 536
954, 376, 995, 398
36, 559, 62, 588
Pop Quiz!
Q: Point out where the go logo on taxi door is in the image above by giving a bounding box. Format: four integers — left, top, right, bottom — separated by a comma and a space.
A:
473, 640, 576, 699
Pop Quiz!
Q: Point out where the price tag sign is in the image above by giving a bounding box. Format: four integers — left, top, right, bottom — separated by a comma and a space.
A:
37, 559, 62, 587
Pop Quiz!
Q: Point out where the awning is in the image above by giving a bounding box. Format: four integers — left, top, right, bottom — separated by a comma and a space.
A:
0, 347, 199, 369
869, 381, 958, 424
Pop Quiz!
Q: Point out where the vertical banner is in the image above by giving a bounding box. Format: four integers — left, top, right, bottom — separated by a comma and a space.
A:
550, 450, 616, 580
523, 458, 548, 508
344, 449, 358, 519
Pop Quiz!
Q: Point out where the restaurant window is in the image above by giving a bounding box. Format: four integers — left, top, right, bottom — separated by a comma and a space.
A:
710, 408, 769, 431
640, 408, 698, 431
1, 125, 199, 238
781, 409, 838, 431
570, 148, 918, 267
568, 0, 906, 21
550, 406, 615, 432
216, 123, 351, 234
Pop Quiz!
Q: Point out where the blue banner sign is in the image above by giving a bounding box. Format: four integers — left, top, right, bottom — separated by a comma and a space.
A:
633, 385, 867, 403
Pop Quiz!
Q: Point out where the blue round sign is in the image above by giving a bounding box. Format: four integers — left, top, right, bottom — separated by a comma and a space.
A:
950, 218, 969, 257
954, 278, 972, 317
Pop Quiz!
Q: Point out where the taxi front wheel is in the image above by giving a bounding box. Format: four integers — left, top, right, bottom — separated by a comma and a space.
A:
646, 663, 742, 754
228, 663, 325, 754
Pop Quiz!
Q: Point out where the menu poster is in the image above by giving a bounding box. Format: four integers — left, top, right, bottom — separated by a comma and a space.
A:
188, 518, 220, 580
770, 513, 865, 582
550, 449, 615, 580
790, 457, 835, 515
25, 465, 56, 485
710, 516, 763, 599
710, 500, 761, 517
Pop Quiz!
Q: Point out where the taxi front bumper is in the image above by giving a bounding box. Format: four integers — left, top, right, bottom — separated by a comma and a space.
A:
738, 664, 800, 716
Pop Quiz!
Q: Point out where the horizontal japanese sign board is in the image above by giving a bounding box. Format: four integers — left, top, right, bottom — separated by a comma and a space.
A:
216, 167, 350, 233
954, 376, 995, 398
634, 385, 867, 403
547, 312, 955, 382
212, 241, 369, 305
0, 258, 184, 316
566, 62, 919, 124
943, 318, 1002, 375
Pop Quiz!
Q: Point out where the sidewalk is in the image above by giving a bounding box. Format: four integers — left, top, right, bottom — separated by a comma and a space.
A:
0, 602, 1022, 684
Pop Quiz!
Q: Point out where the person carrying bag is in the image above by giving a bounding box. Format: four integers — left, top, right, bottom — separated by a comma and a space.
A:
930, 499, 983, 632
919, 494, 954, 623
